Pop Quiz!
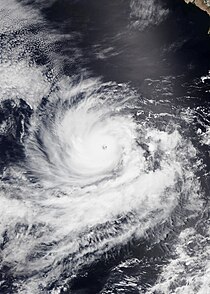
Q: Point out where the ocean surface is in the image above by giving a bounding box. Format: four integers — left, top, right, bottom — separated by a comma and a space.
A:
0, 0, 210, 293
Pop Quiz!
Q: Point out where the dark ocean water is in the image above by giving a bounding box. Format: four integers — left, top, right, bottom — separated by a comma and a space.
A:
0, 0, 210, 293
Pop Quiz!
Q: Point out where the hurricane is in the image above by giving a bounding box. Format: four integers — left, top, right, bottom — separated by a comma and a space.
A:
0, 0, 210, 293
0, 77, 203, 293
